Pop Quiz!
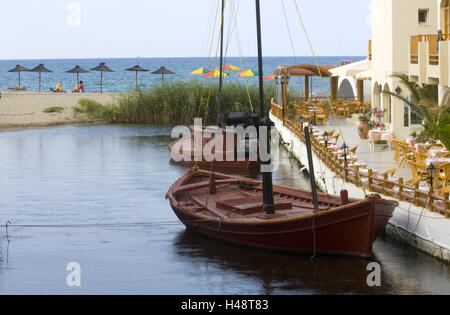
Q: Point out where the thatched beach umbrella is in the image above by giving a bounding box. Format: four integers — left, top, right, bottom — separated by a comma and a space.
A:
8, 65, 31, 88
151, 67, 175, 85
126, 65, 149, 92
66, 66, 90, 85
90, 62, 113, 93
31, 64, 52, 92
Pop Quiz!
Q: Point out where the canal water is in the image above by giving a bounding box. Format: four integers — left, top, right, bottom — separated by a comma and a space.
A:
0, 125, 449, 295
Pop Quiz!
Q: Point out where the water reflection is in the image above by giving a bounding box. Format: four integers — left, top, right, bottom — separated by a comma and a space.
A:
0, 125, 448, 294
173, 231, 396, 295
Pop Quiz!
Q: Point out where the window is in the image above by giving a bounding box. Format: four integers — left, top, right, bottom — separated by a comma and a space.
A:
418, 9, 429, 24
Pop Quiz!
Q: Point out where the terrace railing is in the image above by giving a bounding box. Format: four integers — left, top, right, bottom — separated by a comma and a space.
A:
271, 101, 450, 218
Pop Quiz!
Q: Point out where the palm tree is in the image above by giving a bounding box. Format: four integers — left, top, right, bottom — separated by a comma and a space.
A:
383, 73, 450, 149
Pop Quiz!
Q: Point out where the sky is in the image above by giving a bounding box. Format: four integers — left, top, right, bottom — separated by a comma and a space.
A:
0, 0, 371, 60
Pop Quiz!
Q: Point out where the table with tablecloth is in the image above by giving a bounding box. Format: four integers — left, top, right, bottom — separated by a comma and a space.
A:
368, 130, 394, 151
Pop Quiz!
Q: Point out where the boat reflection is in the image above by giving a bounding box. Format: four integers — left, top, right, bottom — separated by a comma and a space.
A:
173, 230, 399, 295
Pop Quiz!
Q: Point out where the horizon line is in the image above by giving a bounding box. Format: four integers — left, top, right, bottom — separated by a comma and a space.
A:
0, 55, 366, 62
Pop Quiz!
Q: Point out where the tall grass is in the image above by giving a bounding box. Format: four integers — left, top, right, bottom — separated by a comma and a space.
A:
102, 81, 275, 125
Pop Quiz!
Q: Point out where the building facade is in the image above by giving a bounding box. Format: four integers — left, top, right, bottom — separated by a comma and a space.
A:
333, 0, 443, 140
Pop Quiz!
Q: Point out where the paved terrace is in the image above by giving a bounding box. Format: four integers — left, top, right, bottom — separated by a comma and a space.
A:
314, 117, 413, 183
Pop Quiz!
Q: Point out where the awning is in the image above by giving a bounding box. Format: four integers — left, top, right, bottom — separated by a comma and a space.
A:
329, 59, 370, 77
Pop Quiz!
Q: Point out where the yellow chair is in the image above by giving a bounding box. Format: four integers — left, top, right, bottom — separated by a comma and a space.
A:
437, 163, 450, 187
349, 145, 359, 155
406, 160, 428, 186
392, 139, 402, 162
438, 185, 450, 196
413, 150, 428, 165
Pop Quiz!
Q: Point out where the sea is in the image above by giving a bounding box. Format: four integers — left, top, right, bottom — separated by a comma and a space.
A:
0, 56, 364, 93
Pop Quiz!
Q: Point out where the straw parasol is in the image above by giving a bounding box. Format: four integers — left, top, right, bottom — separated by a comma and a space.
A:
126, 65, 149, 92
151, 67, 175, 85
30, 64, 52, 92
90, 62, 113, 93
66, 66, 90, 86
8, 65, 31, 88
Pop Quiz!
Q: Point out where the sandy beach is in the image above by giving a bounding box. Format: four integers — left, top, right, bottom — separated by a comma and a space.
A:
0, 91, 119, 129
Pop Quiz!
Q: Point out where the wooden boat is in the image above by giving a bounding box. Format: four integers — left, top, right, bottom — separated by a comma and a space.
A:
167, 168, 398, 258
169, 126, 261, 169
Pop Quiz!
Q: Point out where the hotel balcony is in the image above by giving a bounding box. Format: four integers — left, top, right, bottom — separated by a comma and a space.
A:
409, 34, 440, 85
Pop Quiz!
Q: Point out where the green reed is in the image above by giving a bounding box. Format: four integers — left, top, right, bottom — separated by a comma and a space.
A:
101, 81, 275, 125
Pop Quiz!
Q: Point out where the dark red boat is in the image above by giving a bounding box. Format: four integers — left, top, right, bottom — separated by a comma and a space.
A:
166, 168, 398, 258
169, 126, 260, 169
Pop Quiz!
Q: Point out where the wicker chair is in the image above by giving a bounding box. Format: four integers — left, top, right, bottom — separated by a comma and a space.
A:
437, 163, 450, 187
406, 160, 429, 186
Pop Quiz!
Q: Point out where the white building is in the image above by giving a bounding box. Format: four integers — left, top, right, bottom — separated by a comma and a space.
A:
332, 0, 447, 140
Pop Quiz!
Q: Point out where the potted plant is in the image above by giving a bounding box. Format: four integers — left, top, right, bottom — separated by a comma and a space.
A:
358, 108, 373, 139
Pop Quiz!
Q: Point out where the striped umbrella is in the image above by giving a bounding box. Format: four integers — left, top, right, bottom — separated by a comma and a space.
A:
264, 74, 276, 80
203, 70, 228, 78
191, 67, 212, 75
222, 64, 241, 71
237, 69, 259, 77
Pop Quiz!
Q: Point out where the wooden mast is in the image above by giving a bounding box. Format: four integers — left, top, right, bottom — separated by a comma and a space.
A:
217, 0, 225, 126
255, 0, 275, 215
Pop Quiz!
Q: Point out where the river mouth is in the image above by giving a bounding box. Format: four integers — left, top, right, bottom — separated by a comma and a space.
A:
0, 124, 448, 294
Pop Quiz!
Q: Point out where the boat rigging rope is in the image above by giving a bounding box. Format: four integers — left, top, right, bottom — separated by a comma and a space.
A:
280, 0, 298, 64
291, 0, 346, 145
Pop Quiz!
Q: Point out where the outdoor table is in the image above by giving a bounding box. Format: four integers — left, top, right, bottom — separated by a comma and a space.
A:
427, 148, 449, 158
405, 137, 416, 148
425, 158, 450, 167
309, 109, 320, 125
368, 130, 394, 151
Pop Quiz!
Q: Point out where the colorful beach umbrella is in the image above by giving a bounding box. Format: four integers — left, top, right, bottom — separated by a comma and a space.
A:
222, 64, 241, 71
264, 74, 276, 80
203, 70, 228, 78
126, 65, 149, 92
90, 62, 114, 93
237, 69, 259, 77
8, 65, 31, 88
191, 67, 212, 75
31, 64, 53, 92
151, 67, 176, 85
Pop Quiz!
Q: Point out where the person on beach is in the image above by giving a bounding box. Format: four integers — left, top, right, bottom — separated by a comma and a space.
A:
73, 81, 85, 93
56, 82, 63, 93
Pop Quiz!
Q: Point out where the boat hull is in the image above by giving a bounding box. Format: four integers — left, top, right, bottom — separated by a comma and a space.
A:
167, 170, 398, 258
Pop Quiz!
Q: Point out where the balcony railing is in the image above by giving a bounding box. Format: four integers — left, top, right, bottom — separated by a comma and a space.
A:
410, 35, 421, 64
410, 34, 442, 66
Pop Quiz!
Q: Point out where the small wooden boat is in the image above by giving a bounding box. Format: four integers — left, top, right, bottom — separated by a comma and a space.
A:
167, 169, 398, 258
169, 126, 261, 169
